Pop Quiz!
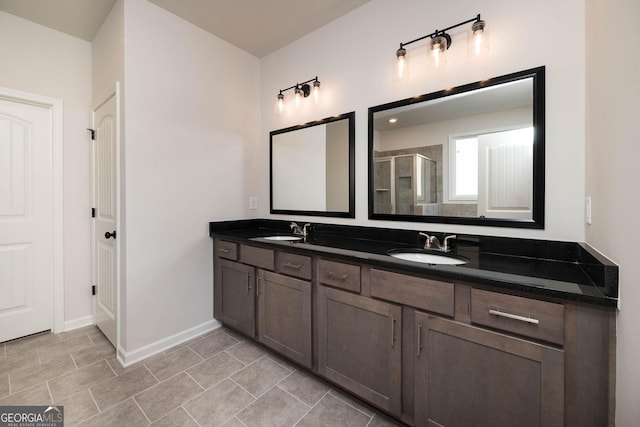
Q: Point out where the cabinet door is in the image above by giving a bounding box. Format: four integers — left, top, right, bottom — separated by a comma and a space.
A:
414, 312, 564, 427
257, 270, 312, 368
317, 285, 402, 416
214, 258, 256, 337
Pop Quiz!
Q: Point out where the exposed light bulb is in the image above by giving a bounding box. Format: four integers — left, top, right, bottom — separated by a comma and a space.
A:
432, 44, 442, 67
276, 92, 284, 114
430, 35, 448, 68
469, 20, 489, 58
396, 47, 407, 79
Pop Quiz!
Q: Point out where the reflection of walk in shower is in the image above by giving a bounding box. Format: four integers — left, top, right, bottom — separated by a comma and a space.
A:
374, 154, 437, 215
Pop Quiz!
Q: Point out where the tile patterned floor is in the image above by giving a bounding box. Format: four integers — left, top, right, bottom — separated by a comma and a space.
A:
0, 326, 402, 426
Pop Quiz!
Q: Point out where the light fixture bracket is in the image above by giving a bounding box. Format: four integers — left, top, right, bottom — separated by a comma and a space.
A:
300, 83, 311, 98
432, 32, 452, 50
398, 14, 483, 52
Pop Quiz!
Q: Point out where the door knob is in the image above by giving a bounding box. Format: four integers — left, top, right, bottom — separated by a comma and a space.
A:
105, 231, 117, 239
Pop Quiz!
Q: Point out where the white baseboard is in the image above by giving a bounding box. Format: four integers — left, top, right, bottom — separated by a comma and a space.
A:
116, 319, 221, 367
63, 315, 95, 332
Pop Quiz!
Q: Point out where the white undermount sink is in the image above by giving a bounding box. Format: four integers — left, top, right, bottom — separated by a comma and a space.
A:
388, 250, 468, 265
262, 235, 303, 241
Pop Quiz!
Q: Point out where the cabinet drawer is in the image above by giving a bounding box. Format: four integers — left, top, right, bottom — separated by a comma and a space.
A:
370, 269, 454, 317
318, 259, 361, 292
215, 240, 238, 260
276, 252, 312, 280
471, 289, 564, 346
240, 244, 275, 270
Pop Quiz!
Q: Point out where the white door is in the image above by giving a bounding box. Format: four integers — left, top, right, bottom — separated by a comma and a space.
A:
92, 91, 118, 347
0, 98, 53, 342
477, 127, 534, 219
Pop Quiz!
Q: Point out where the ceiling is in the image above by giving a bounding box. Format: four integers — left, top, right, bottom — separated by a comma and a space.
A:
373, 79, 534, 131
0, 0, 369, 57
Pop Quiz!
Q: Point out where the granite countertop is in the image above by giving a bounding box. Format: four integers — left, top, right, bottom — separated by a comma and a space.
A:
209, 219, 619, 307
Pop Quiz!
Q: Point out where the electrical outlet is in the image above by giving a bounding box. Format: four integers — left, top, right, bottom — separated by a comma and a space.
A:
249, 196, 258, 210
586, 196, 592, 225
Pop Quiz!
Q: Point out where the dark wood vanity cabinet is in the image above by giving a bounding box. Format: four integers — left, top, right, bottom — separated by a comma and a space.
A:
214, 258, 256, 338
414, 312, 564, 427
257, 270, 312, 368
214, 240, 312, 367
213, 238, 614, 427
317, 284, 402, 416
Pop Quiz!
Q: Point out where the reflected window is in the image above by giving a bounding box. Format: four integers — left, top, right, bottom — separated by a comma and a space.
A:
450, 136, 478, 201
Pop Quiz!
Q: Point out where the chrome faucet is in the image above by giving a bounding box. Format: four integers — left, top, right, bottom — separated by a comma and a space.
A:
290, 222, 311, 238
419, 232, 457, 252
419, 232, 433, 249
442, 235, 457, 252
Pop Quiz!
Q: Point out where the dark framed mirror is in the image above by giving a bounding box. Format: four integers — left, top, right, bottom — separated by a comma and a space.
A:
368, 67, 545, 228
270, 111, 355, 217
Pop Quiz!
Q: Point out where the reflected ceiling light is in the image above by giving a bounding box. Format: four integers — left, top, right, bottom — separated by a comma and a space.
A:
276, 76, 321, 113
388, 118, 398, 124
395, 14, 488, 77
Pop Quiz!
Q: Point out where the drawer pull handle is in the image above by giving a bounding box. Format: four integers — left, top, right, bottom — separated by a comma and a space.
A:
416, 323, 423, 357
390, 316, 396, 348
327, 271, 348, 281
283, 263, 302, 269
489, 309, 539, 325
218, 248, 230, 253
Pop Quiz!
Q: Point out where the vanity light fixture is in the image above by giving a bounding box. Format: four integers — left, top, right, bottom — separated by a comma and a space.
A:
395, 14, 488, 78
276, 76, 321, 113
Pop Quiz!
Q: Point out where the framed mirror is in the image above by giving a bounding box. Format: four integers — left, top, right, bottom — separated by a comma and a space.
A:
271, 112, 355, 217
368, 67, 545, 228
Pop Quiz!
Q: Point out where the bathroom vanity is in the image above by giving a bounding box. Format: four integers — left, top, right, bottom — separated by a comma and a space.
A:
209, 219, 616, 427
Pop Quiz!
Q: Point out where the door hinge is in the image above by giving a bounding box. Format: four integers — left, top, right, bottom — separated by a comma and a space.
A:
86, 128, 95, 140
91, 285, 96, 296
91, 207, 95, 218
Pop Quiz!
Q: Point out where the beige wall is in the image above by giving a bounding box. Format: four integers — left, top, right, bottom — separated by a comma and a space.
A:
585, 0, 640, 423
0, 10, 93, 325
121, 0, 260, 355
260, 0, 587, 242
326, 120, 350, 212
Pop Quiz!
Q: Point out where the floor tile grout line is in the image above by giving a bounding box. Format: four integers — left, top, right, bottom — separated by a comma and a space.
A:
132, 396, 153, 425
146, 366, 201, 389
188, 340, 242, 361
183, 365, 241, 397
87, 387, 100, 411
105, 358, 119, 376
90, 366, 161, 414
45, 380, 54, 405
69, 352, 79, 370
223, 379, 262, 424
220, 336, 244, 351
234, 416, 249, 427
275, 384, 313, 410
181, 404, 203, 427
329, 390, 377, 419
182, 370, 206, 393
264, 354, 296, 373
143, 363, 162, 383
228, 377, 260, 400
293, 389, 332, 427
223, 348, 251, 367
186, 344, 206, 362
